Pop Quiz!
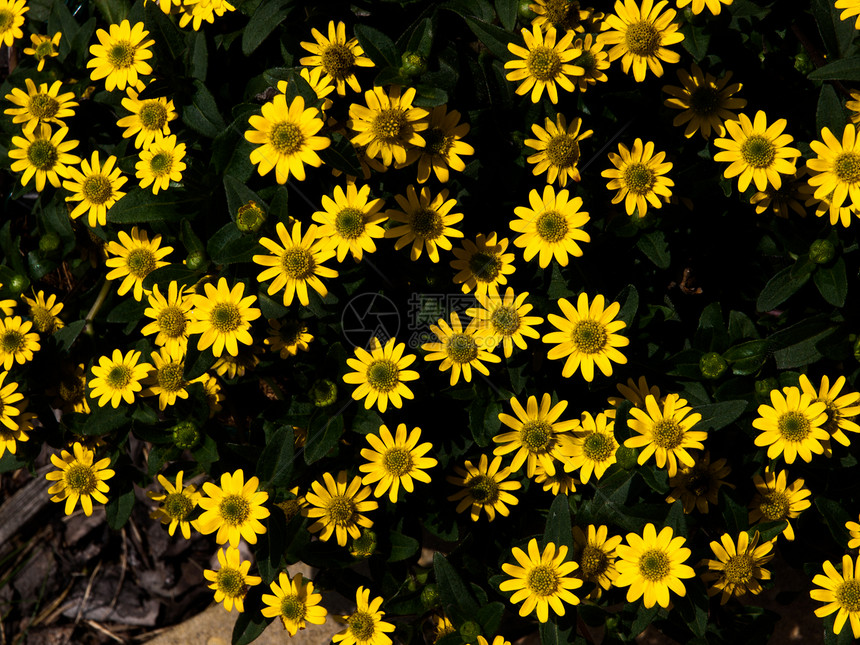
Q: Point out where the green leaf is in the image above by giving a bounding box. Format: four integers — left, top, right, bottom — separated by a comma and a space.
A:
823, 609, 857, 645
817, 84, 847, 134
232, 608, 273, 645
728, 310, 758, 342
142, 265, 200, 291
207, 223, 261, 265
105, 485, 135, 530
756, 265, 810, 311
183, 344, 216, 381
303, 413, 344, 464
773, 327, 837, 369
188, 30, 208, 81
538, 619, 577, 645
69, 18, 97, 67
615, 284, 639, 329
809, 57, 860, 81
107, 189, 197, 224
475, 602, 505, 635
106, 296, 147, 324
354, 24, 400, 68
413, 84, 449, 108
192, 435, 219, 473
318, 132, 364, 178
93, 0, 130, 24
494, 0, 518, 31
463, 16, 516, 60
721, 490, 749, 535
78, 405, 130, 436
53, 320, 86, 353
405, 17, 434, 58
224, 176, 263, 222
241, 0, 293, 56
813, 257, 848, 307
182, 80, 227, 138
636, 230, 671, 269
548, 264, 575, 300
388, 531, 419, 562
816, 497, 852, 547
813, 0, 855, 58
543, 494, 574, 554
723, 339, 770, 375
434, 553, 480, 617
664, 500, 687, 538
679, 21, 709, 60
48, 1, 79, 59
756, 520, 788, 543
693, 400, 747, 432
144, 2, 184, 60
256, 426, 294, 488
442, 0, 496, 22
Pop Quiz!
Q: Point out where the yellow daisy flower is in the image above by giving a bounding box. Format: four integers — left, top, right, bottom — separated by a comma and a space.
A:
614, 523, 695, 608
45, 442, 115, 516
450, 232, 516, 296
245, 94, 330, 184
572, 525, 622, 597
8, 124, 80, 192
532, 464, 578, 496
0, 316, 39, 370
0, 371, 25, 432
477, 637, 511, 645
0, 285, 14, 316
63, 151, 128, 228
261, 572, 327, 635
265, 318, 313, 358
847, 89, 860, 123
835, 0, 860, 28
135, 131, 187, 194
299, 20, 375, 95
525, 113, 593, 186
752, 385, 829, 464
198, 373, 223, 417
0, 0, 27, 47
510, 185, 591, 267
662, 64, 746, 139
599, 0, 685, 82
0, 403, 30, 459
713, 110, 801, 192
23, 290, 63, 334
178, 0, 236, 31
359, 423, 437, 503
142, 346, 189, 410
383, 186, 464, 262
466, 286, 543, 358
332, 587, 395, 645
117, 86, 178, 149
88, 349, 152, 408
253, 221, 338, 306
570, 34, 610, 90
212, 345, 260, 380
4, 78, 78, 134
493, 393, 578, 477
410, 105, 475, 183
348, 85, 429, 167
677, 0, 733, 14
343, 337, 419, 413
542, 292, 629, 381
23, 32, 61, 71
530, 0, 603, 33
562, 411, 618, 484
187, 278, 260, 357
703, 531, 773, 605
430, 615, 455, 642
194, 469, 270, 547
625, 393, 707, 478
807, 124, 860, 216
608, 375, 663, 410
748, 469, 810, 541
87, 20, 155, 92
665, 451, 733, 514
499, 538, 582, 622
302, 470, 378, 547
147, 471, 201, 539
601, 138, 674, 217
276, 69, 335, 113
846, 516, 860, 549
141, 281, 192, 353
799, 374, 860, 450
811, 554, 860, 639
105, 227, 173, 302
447, 454, 521, 522
750, 167, 808, 219
311, 183, 387, 262
422, 312, 502, 386
504, 25, 582, 104
56, 363, 91, 414
203, 547, 261, 613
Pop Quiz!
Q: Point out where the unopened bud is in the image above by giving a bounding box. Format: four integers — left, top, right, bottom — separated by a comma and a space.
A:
236, 200, 266, 233
754, 377, 778, 401
400, 52, 427, 77
459, 621, 481, 643
421, 584, 440, 609
615, 445, 637, 470
7, 274, 29, 295
309, 379, 337, 407
172, 420, 200, 449
699, 352, 728, 380
185, 250, 208, 271
794, 51, 814, 76
350, 529, 376, 558
39, 232, 61, 255
809, 239, 835, 264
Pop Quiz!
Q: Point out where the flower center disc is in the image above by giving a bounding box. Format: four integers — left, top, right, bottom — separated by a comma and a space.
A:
32, 307, 56, 333
164, 492, 193, 519
0, 10, 16, 30
638, 548, 670, 582
723, 554, 754, 585
0, 331, 24, 353
411, 208, 444, 239
327, 495, 357, 525
216, 568, 245, 597
108, 41, 136, 69
625, 20, 660, 57
27, 139, 59, 170
690, 86, 719, 114
490, 306, 520, 335
570, 319, 607, 354
468, 251, 502, 282
219, 494, 250, 525
545, 135, 581, 169
573, 50, 596, 72
270, 122, 305, 155
126, 248, 156, 278
583, 432, 614, 462
321, 44, 356, 80
281, 247, 316, 280
139, 101, 168, 130
836, 579, 860, 613
149, 152, 173, 176
383, 447, 413, 476
106, 365, 132, 389
82, 174, 113, 205
652, 419, 684, 449
157, 363, 185, 392
29, 93, 60, 120
527, 564, 560, 596
66, 464, 97, 494
347, 611, 376, 641
209, 302, 242, 333
467, 474, 499, 503
334, 207, 366, 239
579, 544, 608, 578
527, 47, 562, 81
740, 135, 776, 169
366, 359, 399, 392
446, 333, 478, 364
777, 411, 810, 442
520, 420, 553, 453
536, 210, 569, 242
157, 306, 186, 337
623, 163, 655, 194
424, 128, 452, 155
760, 491, 790, 521
372, 109, 407, 142
280, 595, 306, 622
834, 152, 860, 184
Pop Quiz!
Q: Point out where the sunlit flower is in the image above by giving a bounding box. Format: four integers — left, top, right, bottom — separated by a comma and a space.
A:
810, 554, 860, 639
303, 471, 378, 546
563, 411, 617, 484
601, 138, 674, 217
0, 0, 27, 48
748, 469, 810, 541
117, 86, 177, 149
504, 25, 582, 103
510, 185, 590, 267
614, 523, 694, 608
86, 20, 155, 92
450, 233, 516, 296
203, 547, 261, 612
88, 349, 152, 408
662, 64, 746, 139
147, 471, 201, 539
194, 469, 270, 547
0, 316, 40, 370
752, 385, 829, 464
703, 531, 773, 604
572, 525, 622, 597
8, 124, 80, 192
384, 186, 464, 262
348, 86, 428, 167
331, 587, 395, 645
359, 424, 437, 503
141, 281, 192, 353
447, 454, 521, 522
187, 278, 261, 357
466, 287, 543, 358
299, 21, 375, 95
4, 78, 78, 134
311, 183, 387, 262
105, 227, 172, 301
63, 151, 127, 228
45, 442, 115, 516
261, 572, 327, 635
135, 131, 186, 194
422, 312, 502, 386
24, 32, 61, 71
525, 113, 592, 186
343, 337, 419, 413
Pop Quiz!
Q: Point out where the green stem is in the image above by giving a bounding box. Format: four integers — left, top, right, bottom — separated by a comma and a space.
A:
84, 280, 112, 334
